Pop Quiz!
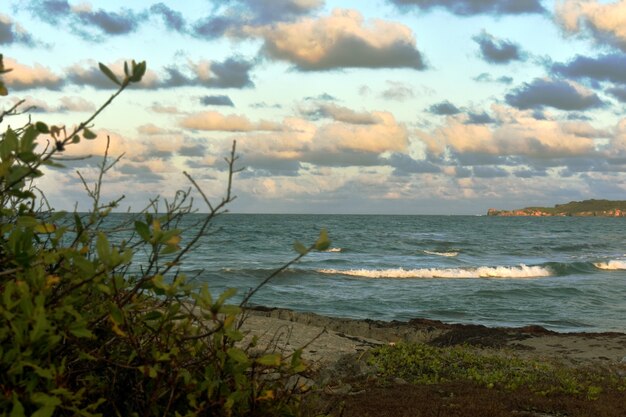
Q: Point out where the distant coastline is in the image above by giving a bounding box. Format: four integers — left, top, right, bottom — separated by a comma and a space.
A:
487, 199, 626, 217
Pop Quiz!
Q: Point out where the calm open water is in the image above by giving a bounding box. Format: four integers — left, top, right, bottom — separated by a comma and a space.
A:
124, 214, 626, 333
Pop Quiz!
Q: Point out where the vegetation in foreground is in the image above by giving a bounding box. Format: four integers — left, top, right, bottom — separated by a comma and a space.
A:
307, 342, 626, 417
368, 342, 625, 398
0, 56, 330, 416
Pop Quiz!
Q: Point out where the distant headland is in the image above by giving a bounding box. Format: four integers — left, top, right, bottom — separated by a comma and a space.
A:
487, 199, 626, 217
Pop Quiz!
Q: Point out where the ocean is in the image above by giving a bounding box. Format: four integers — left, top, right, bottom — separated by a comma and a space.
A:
125, 214, 626, 333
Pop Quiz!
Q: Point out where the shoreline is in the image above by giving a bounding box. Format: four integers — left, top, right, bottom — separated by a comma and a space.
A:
242, 307, 626, 369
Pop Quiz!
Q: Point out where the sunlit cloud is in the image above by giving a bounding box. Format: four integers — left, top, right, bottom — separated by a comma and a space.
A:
419, 105, 600, 159
555, 0, 626, 51
180, 111, 285, 132
210, 110, 409, 170
244, 8, 425, 71
3, 58, 63, 90
299, 103, 380, 124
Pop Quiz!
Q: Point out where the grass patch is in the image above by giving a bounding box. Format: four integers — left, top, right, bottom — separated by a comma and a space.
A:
368, 342, 625, 399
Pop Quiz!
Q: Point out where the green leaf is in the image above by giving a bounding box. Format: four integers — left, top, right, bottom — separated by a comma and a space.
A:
31, 393, 60, 417
42, 159, 65, 168
99, 62, 121, 86
24, 363, 53, 379
5, 128, 18, 152
17, 215, 38, 227
32, 404, 56, 417
293, 241, 308, 255
227, 347, 249, 364
109, 306, 124, 325
129, 60, 147, 82
96, 284, 111, 295
159, 244, 179, 256
82, 128, 97, 140
35, 121, 49, 134
291, 349, 307, 373
143, 311, 163, 321
314, 228, 331, 251
225, 328, 244, 342
96, 232, 110, 260
20, 125, 38, 152
219, 305, 241, 316
256, 353, 282, 367
34, 223, 56, 234
10, 395, 25, 417
73, 255, 94, 276
216, 288, 237, 306
73, 212, 84, 235
69, 323, 94, 339
17, 152, 37, 163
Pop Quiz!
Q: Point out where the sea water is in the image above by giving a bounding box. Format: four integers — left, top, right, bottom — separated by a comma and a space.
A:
116, 214, 626, 333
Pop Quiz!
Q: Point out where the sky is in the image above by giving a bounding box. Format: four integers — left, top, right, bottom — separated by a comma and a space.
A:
1, 0, 626, 214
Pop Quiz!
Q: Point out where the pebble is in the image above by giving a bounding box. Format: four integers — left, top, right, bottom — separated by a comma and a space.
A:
393, 377, 408, 385
286, 375, 316, 392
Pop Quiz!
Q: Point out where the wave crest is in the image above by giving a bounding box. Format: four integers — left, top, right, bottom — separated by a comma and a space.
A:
593, 260, 626, 270
423, 250, 459, 257
318, 264, 552, 279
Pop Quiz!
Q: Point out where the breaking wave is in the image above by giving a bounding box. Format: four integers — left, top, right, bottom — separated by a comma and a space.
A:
318, 264, 552, 279
325, 247, 343, 253
594, 260, 626, 270
423, 250, 459, 257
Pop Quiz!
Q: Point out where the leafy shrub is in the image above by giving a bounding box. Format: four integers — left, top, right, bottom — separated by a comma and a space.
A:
0, 56, 328, 416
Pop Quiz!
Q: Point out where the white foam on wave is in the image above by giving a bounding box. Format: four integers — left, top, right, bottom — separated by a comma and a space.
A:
318, 264, 552, 279
423, 250, 459, 257
593, 260, 626, 270
325, 247, 343, 253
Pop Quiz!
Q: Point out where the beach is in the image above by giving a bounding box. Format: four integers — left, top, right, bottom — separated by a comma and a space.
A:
242, 308, 626, 416
243, 307, 626, 367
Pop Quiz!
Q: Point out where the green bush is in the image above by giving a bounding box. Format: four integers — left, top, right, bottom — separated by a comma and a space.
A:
0, 56, 328, 417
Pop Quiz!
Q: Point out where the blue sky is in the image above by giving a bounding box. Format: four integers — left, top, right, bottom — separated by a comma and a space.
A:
1, 0, 626, 214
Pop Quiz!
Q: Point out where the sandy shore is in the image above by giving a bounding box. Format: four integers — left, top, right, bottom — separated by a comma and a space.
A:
241, 307, 626, 371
